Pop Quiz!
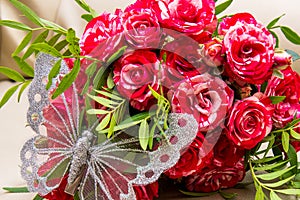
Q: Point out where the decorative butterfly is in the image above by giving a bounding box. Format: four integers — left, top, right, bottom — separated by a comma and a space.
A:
20, 53, 198, 200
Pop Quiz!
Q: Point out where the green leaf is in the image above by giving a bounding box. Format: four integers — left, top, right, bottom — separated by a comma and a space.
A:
215, 0, 233, 15
269, 30, 280, 48
74, 0, 97, 16
282, 131, 290, 152
51, 59, 80, 99
290, 129, 300, 139
12, 56, 34, 77
0, 66, 25, 82
255, 185, 265, 200
0, 20, 32, 31
273, 69, 284, 79
270, 96, 286, 104
219, 190, 237, 199
54, 40, 69, 51
179, 190, 218, 197
252, 155, 282, 164
30, 43, 61, 57
85, 61, 98, 76
0, 84, 20, 108
267, 14, 285, 29
285, 49, 300, 62
46, 59, 62, 90
18, 80, 31, 102
48, 33, 63, 46
139, 119, 150, 150
66, 28, 80, 56
106, 46, 127, 66
33, 194, 43, 200
256, 166, 295, 180
96, 113, 111, 131
9, 0, 44, 27
81, 14, 94, 22
275, 188, 300, 195
270, 190, 282, 200
87, 94, 116, 109
287, 145, 298, 173
94, 89, 122, 101
2, 187, 29, 193
12, 31, 33, 56
254, 160, 288, 171
40, 18, 66, 33
107, 72, 115, 89
286, 118, 300, 128
87, 109, 109, 115
280, 26, 300, 45
264, 175, 295, 188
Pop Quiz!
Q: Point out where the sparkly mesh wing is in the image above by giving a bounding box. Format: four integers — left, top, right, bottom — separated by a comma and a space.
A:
21, 54, 79, 195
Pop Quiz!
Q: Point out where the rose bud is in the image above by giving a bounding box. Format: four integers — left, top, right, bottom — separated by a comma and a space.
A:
201, 38, 225, 67
273, 49, 293, 69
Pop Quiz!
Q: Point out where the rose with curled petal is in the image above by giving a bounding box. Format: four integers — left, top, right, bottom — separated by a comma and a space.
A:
160, 37, 207, 86
265, 66, 300, 128
80, 10, 123, 56
164, 131, 213, 179
133, 182, 159, 200
201, 38, 225, 67
223, 20, 275, 85
113, 50, 163, 111
168, 73, 234, 131
127, 0, 217, 43
226, 92, 274, 149
122, 8, 162, 49
184, 158, 245, 193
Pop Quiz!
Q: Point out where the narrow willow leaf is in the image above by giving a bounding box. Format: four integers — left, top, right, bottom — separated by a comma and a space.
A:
0, 20, 32, 31
66, 28, 80, 55
74, 0, 97, 17
139, 119, 149, 150
215, 0, 233, 15
254, 160, 288, 171
256, 166, 295, 181
0, 66, 25, 82
94, 90, 122, 101
107, 112, 117, 138
270, 96, 286, 104
264, 175, 295, 188
282, 131, 290, 152
40, 18, 66, 33
219, 190, 237, 199
0, 84, 19, 108
18, 80, 31, 102
255, 186, 265, 200
86, 94, 116, 108
292, 181, 300, 188
273, 69, 284, 79
252, 155, 282, 164
107, 72, 115, 89
9, 0, 44, 27
270, 191, 282, 200
2, 187, 29, 193
267, 14, 285, 29
48, 33, 63, 46
102, 119, 143, 133
52, 59, 80, 99
33, 194, 43, 200
54, 40, 69, 51
81, 14, 94, 22
12, 31, 33, 56
87, 109, 109, 115
285, 49, 300, 62
96, 114, 111, 132
106, 46, 127, 66
85, 62, 98, 76
12, 56, 34, 77
286, 118, 300, 128
30, 43, 61, 57
269, 30, 280, 48
93, 66, 107, 88
275, 188, 300, 195
179, 190, 218, 197
287, 145, 298, 173
34, 30, 50, 43
290, 129, 300, 139
280, 26, 300, 45
46, 59, 62, 90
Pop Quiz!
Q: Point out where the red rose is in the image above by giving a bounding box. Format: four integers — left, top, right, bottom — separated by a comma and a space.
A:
113, 50, 163, 111
169, 73, 234, 131
201, 38, 225, 67
184, 158, 245, 193
122, 8, 162, 49
80, 10, 123, 56
226, 93, 274, 149
291, 141, 300, 152
129, 0, 216, 42
164, 132, 213, 179
133, 182, 159, 200
223, 14, 275, 85
161, 36, 207, 86
265, 66, 300, 128
42, 175, 73, 200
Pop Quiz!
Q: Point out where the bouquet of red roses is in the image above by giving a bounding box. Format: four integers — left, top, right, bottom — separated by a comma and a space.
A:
1, 0, 300, 200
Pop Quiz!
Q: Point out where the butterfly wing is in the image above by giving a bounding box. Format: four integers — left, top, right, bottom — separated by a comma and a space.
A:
80, 113, 198, 200
21, 54, 80, 196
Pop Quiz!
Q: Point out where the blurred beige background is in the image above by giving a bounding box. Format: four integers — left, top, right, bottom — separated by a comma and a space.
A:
0, 1, 300, 200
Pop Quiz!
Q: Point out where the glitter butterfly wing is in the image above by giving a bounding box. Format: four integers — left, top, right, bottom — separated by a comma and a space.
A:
20, 53, 199, 200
